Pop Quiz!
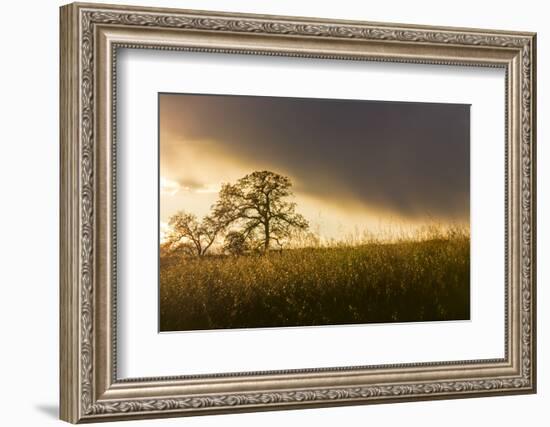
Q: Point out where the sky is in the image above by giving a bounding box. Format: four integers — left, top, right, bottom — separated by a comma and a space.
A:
159, 93, 470, 241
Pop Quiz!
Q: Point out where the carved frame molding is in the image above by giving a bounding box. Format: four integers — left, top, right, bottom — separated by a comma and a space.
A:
60, 2, 536, 423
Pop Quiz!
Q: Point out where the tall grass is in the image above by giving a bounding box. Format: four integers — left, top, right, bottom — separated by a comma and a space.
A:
160, 226, 470, 331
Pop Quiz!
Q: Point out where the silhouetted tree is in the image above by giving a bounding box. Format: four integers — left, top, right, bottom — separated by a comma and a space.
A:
213, 171, 309, 252
223, 230, 252, 256
166, 211, 221, 257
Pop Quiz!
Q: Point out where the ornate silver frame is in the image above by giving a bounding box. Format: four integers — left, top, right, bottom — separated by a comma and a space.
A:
60, 2, 537, 423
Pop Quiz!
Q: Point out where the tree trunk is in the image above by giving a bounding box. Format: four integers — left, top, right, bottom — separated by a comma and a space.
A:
264, 193, 271, 252
264, 220, 270, 252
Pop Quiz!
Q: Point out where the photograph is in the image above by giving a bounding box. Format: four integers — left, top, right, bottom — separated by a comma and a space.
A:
159, 93, 471, 332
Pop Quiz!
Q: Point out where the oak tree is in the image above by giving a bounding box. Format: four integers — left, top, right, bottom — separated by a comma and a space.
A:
213, 171, 308, 252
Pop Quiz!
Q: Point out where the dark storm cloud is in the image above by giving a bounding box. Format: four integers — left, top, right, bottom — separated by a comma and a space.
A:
160, 93, 470, 221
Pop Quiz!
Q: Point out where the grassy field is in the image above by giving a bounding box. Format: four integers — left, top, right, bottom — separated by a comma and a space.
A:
159, 229, 470, 332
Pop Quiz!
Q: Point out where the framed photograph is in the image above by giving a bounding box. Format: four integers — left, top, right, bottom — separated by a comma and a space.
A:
60, 2, 537, 423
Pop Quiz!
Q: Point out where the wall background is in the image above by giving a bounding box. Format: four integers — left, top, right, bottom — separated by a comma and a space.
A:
0, 0, 545, 425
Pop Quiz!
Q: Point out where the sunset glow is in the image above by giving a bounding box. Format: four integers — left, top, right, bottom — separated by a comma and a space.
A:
159, 93, 469, 243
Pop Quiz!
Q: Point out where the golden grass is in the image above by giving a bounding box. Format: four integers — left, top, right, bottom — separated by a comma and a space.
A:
159, 226, 470, 331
